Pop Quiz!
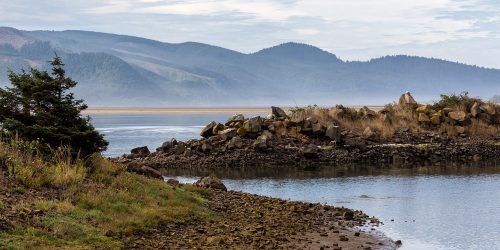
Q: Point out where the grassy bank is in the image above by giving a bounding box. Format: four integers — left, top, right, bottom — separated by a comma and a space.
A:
0, 139, 210, 249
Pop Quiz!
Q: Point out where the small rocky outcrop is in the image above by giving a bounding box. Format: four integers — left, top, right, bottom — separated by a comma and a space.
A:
130, 146, 150, 157
271, 106, 288, 118
399, 91, 418, 108
195, 175, 227, 191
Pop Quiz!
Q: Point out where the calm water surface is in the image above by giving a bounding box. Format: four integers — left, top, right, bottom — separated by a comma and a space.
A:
91, 114, 500, 250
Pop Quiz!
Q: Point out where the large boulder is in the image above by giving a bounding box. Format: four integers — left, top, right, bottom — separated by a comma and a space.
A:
290, 109, 306, 123
398, 92, 418, 109
219, 128, 237, 141
312, 122, 326, 135
226, 114, 245, 124
212, 123, 225, 135
418, 113, 430, 123
157, 138, 178, 153
470, 102, 481, 117
200, 121, 217, 138
481, 104, 497, 116
271, 106, 288, 118
195, 175, 227, 191
227, 136, 243, 149
448, 111, 466, 122
243, 117, 262, 133
127, 162, 163, 179
325, 125, 341, 142
359, 106, 376, 118
130, 146, 150, 157
253, 134, 269, 150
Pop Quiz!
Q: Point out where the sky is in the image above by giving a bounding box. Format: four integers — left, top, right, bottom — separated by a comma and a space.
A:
1, 0, 500, 68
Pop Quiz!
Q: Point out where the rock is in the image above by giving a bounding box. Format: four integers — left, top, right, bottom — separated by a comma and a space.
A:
201, 121, 217, 138
227, 136, 243, 149
448, 111, 466, 122
362, 127, 379, 141
477, 113, 492, 124
470, 102, 481, 117
418, 113, 430, 123
195, 175, 227, 191
226, 114, 245, 124
343, 210, 354, 220
290, 109, 306, 123
219, 128, 237, 141
481, 104, 497, 116
271, 106, 288, 118
416, 105, 430, 113
430, 114, 441, 125
130, 146, 150, 157
243, 117, 262, 133
212, 123, 225, 135
398, 91, 418, 108
201, 141, 213, 153
455, 126, 466, 134
183, 148, 192, 157
301, 144, 319, 158
253, 135, 269, 150
325, 125, 341, 142
158, 138, 178, 153
237, 127, 247, 137
166, 179, 180, 187
174, 143, 186, 155
126, 162, 163, 179
359, 106, 376, 117
312, 122, 326, 135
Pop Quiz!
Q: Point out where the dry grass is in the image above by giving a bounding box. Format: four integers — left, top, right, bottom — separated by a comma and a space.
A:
302, 104, 421, 138
0, 139, 211, 249
0, 138, 86, 189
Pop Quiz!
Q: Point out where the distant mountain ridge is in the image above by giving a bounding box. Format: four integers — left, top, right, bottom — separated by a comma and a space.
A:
1, 26, 499, 106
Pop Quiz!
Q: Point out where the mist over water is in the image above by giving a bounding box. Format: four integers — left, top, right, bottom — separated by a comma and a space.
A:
91, 113, 500, 249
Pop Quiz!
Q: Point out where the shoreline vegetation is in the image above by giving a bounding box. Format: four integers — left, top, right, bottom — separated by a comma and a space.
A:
0, 139, 395, 249
120, 92, 500, 171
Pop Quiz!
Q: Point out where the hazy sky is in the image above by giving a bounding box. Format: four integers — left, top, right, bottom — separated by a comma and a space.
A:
1, 0, 500, 68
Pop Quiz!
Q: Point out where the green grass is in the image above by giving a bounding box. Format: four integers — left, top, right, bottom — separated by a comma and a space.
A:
0, 139, 211, 249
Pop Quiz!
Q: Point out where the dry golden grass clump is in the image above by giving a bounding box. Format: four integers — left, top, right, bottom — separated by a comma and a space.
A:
300, 93, 500, 139
0, 137, 210, 249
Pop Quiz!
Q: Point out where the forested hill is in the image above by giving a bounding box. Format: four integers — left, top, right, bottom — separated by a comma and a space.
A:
1, 27, 499, 106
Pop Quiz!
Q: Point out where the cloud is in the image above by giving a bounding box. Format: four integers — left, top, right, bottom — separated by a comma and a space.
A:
1, 0, 500, 67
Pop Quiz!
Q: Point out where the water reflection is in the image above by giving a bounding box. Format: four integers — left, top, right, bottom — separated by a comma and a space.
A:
161, 161, 500, 180
166, 164, 500, 250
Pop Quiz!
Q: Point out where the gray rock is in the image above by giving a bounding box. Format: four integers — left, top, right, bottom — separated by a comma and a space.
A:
219, 128, 237, 141
271, 106, 288, 118
174, 143, 186, 155
200, 121, 217, 138
227, 136, 243, 149
470, 102, 481, 117
195, 175, 227, 191
253, 135, 269, 150
130, 146, 150, 157
325, 125, 341, 142
226, 114, 245, 124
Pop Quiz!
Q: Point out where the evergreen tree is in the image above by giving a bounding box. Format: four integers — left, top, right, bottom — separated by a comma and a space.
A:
0, 55, 108, 156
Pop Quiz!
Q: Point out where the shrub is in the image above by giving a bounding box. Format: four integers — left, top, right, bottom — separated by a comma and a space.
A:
0, 56, 108, 157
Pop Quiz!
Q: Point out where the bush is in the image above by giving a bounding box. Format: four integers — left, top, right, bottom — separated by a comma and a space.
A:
0, 56, 108, 157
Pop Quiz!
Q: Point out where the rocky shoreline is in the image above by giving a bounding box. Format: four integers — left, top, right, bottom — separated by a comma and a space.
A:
117, 93, 500, 173
126, 177, 398, 249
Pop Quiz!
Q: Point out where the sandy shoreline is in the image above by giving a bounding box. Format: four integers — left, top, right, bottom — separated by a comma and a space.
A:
83, 106, 385, 115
